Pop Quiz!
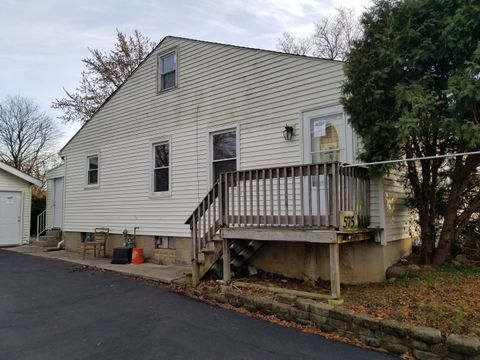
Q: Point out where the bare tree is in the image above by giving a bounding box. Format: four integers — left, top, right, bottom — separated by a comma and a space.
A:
276, 32, 311, 55
277, 7, 362, 60
312, 7, 362, 60
0, 95, 59, 180
52, 29, 156, 124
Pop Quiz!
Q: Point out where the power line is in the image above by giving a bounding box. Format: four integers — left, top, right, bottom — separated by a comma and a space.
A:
341, 150, 480, 168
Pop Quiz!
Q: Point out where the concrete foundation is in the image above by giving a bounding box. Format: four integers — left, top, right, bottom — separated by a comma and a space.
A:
249, 238, 414, 284
64, 231, 191, 266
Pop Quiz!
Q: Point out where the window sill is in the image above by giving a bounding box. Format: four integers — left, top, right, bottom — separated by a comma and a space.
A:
149, 191, 171, 199
157, 85, 178, 94
84, 184, 100, 190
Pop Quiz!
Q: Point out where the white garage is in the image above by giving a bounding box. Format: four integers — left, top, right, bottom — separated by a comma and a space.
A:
0, 162, 42, 246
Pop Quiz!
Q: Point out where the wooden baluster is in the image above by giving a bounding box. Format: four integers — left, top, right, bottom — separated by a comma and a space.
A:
339, 167, 347, 211
366, 172, 371, 226
332, 163, 338, 228
226, 173, 230, 226
219, 174, 224, 226
230, 172, 235, 226
292, 167, 296, 226
212, 185, 216, 231
324, 163, 329, 227
244, 171, 248, 226
350, 168, 357, 211
316, 164, 321, 227
308, 165, 312, 226
270, 169, 274, 226
256, 170, 260, 226
237, 171, 241, 226
284, 167, 289, 226
192, 212, 197, 260
300, 166, 304, 226
344, 167, 348, 211
263, 169, 267, 226
352, 167, 356, 212
277, 168, 281, 226
207, 192, 211, 242
202, 200, 206, 249
249, 170, 253, 226
349, 167, 353, 211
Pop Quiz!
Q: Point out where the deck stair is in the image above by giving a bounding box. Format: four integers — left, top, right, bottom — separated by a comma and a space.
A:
185, 162, 370, 297
196, 237, 264, 278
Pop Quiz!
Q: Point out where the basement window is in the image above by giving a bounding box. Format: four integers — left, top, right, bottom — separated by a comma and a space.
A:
158, 50, 177, 91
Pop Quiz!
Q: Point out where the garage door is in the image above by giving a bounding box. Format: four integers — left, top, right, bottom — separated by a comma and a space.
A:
0, 191, 21, 246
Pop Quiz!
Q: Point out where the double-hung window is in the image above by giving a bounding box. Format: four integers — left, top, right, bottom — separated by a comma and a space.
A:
159, 51, 177, 91
87, 155, 99, 185
211, 129, 237, 183
153, 141, 170, 192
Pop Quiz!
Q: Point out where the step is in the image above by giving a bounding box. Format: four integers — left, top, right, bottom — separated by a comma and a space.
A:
202, 241, 217, 253
197, 252, 206, 265
34, 238, 59, 247
46, 229, 62, 237
212, 234, 223, 242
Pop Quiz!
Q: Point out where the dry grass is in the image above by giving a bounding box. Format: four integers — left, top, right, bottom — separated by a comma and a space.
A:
342, 264, 480, 336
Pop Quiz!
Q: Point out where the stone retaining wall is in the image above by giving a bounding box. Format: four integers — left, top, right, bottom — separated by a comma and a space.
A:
196, 286, 480, 360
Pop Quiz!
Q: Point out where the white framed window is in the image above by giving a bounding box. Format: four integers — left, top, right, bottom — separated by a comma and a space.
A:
86, 155, 99, 186
152, 141, 170, 193
158, 49, 177, 91
301, 105, 355, 164
210, 128, 238, 184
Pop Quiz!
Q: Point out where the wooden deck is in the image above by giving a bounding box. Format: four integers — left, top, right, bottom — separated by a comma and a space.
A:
185, 162, 372, 300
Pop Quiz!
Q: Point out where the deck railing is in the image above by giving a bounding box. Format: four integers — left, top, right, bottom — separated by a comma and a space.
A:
186, 162, 370, 260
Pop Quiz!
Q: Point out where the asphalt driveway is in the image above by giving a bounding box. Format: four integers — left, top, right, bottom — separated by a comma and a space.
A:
0, 250, 395, 359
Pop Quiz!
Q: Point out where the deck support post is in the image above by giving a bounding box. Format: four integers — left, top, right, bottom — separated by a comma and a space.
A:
192, 261, 199, 287
329, 241, 341, 300
223, 238, 231, 284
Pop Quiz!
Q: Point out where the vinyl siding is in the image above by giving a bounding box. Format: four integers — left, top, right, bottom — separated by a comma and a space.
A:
383, 173, 413, 242
60, 37, 389, 238
0, 168, 32, 243
369, 177, 382, 228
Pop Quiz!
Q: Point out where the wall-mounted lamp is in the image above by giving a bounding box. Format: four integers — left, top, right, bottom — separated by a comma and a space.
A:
283, 125, 294, 141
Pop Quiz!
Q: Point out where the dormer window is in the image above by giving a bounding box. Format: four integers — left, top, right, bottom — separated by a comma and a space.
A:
158, 50, 177, 91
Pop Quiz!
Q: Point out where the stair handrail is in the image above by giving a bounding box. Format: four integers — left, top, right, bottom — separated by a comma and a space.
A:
36, 208, 48, 241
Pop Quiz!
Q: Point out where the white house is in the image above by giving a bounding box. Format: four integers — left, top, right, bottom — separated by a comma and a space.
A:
0, 162, 42, 246
48, 36, 414, 291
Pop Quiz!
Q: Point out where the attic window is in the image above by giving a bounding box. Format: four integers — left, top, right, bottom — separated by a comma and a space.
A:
159, 51, 177, 91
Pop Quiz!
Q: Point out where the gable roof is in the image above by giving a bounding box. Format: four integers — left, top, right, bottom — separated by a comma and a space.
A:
0, 162, 42, 186
59, 35, 342, 154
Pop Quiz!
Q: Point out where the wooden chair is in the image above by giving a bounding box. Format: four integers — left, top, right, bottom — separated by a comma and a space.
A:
82, 228, 109, 259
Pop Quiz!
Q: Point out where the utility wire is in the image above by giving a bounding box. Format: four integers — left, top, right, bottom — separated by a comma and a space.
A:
341, 150, 480, 168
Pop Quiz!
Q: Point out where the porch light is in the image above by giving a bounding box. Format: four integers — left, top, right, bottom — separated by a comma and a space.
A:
283, 125, 294, 141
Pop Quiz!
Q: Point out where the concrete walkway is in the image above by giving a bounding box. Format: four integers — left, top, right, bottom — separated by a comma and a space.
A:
4, 245, 190, 284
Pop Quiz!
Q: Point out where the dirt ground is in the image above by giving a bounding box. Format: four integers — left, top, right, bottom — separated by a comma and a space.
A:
341, 264, 480, 336
217, 264, 480, 336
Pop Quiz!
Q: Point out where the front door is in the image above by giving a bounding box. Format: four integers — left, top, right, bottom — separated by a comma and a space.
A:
0, 191, 21, 245
53, 177, 63, 228
302, 106, 349, 216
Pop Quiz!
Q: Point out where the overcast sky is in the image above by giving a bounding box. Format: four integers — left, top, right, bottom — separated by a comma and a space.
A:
0, 0, 371, 148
